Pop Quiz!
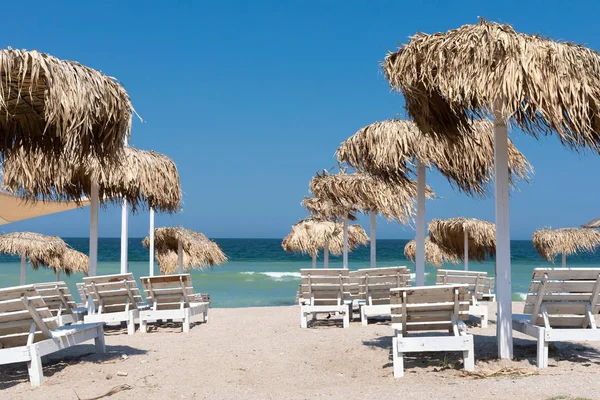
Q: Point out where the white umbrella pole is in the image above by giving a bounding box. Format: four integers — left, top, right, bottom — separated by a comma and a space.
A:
464, 230, 469, 271
493, 103, 513, 359
562, 253, 566, 268
415, 160, 426, 286
120, 199, 129, 274
312, 254, 316, 268
370, 211, 376, 268
177, 239, 183, 274
20, 255, 26, 285
149, 208, 155, 276
324, 242, 329, 269
342, 216, 349, 269
89, 182, 99, 277
55, 269, 60, 282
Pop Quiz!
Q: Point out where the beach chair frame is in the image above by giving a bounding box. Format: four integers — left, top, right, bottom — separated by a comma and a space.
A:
357, 267, 411, 326
0, 285, 105, 386
390, 284, 474, 377
299, 269, 351, 328
512, 268, 600, 368
33, 282, 78, 326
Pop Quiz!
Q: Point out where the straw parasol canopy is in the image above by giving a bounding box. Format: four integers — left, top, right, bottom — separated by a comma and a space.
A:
428, 217, 496, 262
2, 146, 182, 213
404, 237, 459, 268
582, 218, 600, 229
29, 248, 89, 276
301, 196, 357, 221
0, 48, 134, 161
308, 171, 435, 223
142, 227, 227, 274
0, 232, 67, 268
337, 119, 532, 195
282, 219, 368, 257
532, 228, 600, 264
382, 19, 600, 149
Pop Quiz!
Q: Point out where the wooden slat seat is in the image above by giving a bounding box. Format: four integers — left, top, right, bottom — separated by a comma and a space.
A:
0, 284, 105, 386
33, 282, 78, 326
356, 267, 411, 326
513, 268, 600, 368
83, 273, 145, 335
139, 274, 209, 333
299, 269, 351, 328
390, 284, 474, 377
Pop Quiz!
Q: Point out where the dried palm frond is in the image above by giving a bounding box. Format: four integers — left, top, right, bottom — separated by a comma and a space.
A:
383, 19, 600, 151
428, 217, 496, 262
404, 237, 459, 268
30, 248, 89, 276
301, 197, 357, 221
532, 228, 600, 262
0, 232, 67, 269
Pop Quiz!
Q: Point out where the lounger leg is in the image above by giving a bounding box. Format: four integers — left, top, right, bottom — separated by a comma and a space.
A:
27, 345, 44, 387
392, 337, 404, 378
183, 308, 191, 333
95, 325, 106, 353
140, 317, 148, 333
203, 308, 209, 323
480, 307, 488, 329
127, 312, 135, 335
343, 308, 350, 328
360, 306, 368, 327
463, 337, 475, 371
537, 328, 548, 368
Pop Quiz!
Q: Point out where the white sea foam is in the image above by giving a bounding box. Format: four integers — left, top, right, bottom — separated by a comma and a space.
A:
410, 273, 416, 281
516, 293, 527, 301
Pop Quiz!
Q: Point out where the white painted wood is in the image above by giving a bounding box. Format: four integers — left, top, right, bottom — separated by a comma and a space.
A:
415, 160, 426, 286
312, 254, 316, 269
323, 242, 329, 269
55, 269, 60, 282
562, 253, 566, 268
343, 216, 349, 269
120, 199, 129, 274
177, 239, 183, 274
149, 208, 155, 276
493, 103, 513, 359
464, 229, 469, 271
20, 255, 26, 285
370, 211, 376, 268
89, 182, 99, 277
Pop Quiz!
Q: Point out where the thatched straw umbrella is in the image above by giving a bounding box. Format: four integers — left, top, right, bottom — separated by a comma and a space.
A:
337, 119, 530, 286
282, 219, 368, 268
302, 196, 358, 222
428, 218, 496, 271
3, 147, 182, 276
0, 232, 67, 284
532, 228, 600, 268
382, 18, 600, 358
404, 237, 459, 268
142, 227, 227, 274
30, 248, 89, 280
307, 171, 434, 269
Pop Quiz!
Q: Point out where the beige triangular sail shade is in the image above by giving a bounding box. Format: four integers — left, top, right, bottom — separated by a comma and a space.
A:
0, 192, 89, 225
582, 218, 600, 229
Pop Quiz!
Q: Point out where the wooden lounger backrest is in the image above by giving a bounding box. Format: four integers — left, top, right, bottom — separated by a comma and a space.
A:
140, 274, 195, 311
300, 269, 350, 306
83, 273, 143, 313
76, 283, 88, 303
0, 285, 58, 348
390, 284, 470, 334
436, 270, 495, 300
357, 267, 411, 305
524, 268, 600, 328
34, 282, 77, 317
347, 270, 362, 299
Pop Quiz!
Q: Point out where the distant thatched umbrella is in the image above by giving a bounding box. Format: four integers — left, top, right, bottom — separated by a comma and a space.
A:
382, 18, 600, 358
404, 237, 459, 268
0, 232, 68, 284
532, 228, 600, 267
428, 218, 496, 270
30, 248, 89, 280
301, 197, 357, 222
308, 171, 434, 269
142, 227, 227, 275
582, 218, 600, 229
337, 119, 530, 286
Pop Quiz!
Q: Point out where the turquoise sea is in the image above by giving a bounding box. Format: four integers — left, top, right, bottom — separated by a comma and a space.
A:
0, 238, 598, 308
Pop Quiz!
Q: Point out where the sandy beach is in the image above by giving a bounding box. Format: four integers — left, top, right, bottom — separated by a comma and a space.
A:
1, 302, 598, 400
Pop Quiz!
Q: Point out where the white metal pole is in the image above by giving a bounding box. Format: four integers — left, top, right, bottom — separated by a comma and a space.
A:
370, 211, 376, 268
55, 269, 60, 281
343, 216, 349, 269
312, 254, 316, 268
89, 182, 99, 277
464, 229, 469, 271
494, 102, 513, 359
415, 160, 426, 286
120, 199, 129, 274
149, 208, 155, 276
324, 242, 329, 269
562, 253, 566, 268
20, 254, 26, 285
177, 239, 183, 274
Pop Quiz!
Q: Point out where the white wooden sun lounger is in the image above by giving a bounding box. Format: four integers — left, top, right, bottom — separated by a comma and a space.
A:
83, 273, 145, 335
299, 269, 351, 328
390, 284, 474, 377
512, 268, 600, 368
139, 274, 209, 333
0, 284, 105, 387
76, 282, 89, 308
33, 282, 80, 326
436, 269, 495, 328
357, 266, 411, 326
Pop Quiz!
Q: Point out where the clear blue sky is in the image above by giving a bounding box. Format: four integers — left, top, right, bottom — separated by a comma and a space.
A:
2, 1, 600, 240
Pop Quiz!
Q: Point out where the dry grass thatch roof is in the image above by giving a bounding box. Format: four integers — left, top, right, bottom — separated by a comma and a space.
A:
428, 217, 496, 262
142, 227, 227, 273
0, 48, 134, 161
2, 146, 182, 213
301, 197, 357, 221
0, 231, 67, 269
582, 218, 600, 229
382, 19, 600, 150
281, 218, 368, 257
532, 228, 600, 262
404, 237, 459, 268
308, 171, 435, 224
337, 119, 532, 196
30, 248, 89, 276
